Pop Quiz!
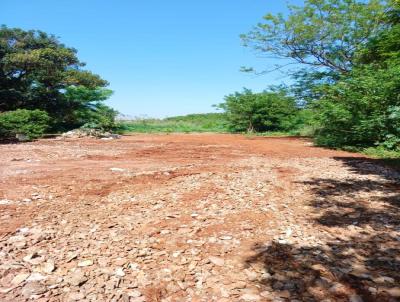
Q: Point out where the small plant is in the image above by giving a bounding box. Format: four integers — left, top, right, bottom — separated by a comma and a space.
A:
0, 109, 50, 141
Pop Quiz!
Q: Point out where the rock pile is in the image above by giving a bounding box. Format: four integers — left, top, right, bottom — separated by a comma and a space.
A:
61, 129, 121, 140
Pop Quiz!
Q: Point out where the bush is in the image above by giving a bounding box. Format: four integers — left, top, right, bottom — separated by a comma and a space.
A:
313, 64, 400, 150
0, 109, 50, 140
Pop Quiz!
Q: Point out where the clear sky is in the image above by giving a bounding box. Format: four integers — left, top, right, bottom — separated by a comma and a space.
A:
1, 0, 303, 118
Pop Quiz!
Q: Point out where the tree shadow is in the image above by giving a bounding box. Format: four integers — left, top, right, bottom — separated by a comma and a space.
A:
244, 157, 400, 301
0, 138, 22, 144
332, 156, 400, 177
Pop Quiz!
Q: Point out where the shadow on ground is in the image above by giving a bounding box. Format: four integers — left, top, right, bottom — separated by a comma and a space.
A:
245, 157, 400, 301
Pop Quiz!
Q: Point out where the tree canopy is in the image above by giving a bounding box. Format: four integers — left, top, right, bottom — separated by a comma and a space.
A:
241, 0, 388, 74
236, 0, 400, 152
0, 25, 115, 131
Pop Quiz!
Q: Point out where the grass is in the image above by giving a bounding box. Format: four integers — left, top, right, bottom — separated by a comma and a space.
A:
116, 113, 228, 134
244, 131, 293, 138
362, 146, 400, 159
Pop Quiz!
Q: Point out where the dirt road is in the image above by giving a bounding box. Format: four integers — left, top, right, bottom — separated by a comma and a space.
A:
0, 134, 399, 301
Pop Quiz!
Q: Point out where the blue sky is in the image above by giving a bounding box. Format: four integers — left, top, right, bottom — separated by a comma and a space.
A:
1, 0, 303, 117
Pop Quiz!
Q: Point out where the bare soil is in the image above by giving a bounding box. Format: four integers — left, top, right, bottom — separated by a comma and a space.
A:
0, 134, 399, 302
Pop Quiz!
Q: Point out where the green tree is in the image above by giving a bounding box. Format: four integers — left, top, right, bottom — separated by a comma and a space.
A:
241, 0, 400, 151
241, 0, 388, 74
0, 26, 115, 131
217, 88, 298, 132
359, 1, 400, 65
313, 1, 400, 149
61, 85, 114, 129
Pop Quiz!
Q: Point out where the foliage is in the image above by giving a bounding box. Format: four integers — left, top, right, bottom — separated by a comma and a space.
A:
241, 0, 400, 156
62, 86, 115, 130
359, 1, 400, 65
362, 146, 400, 159
241, 0, 388, 74
311, 63, 400, 149
0, 109, 49, 140
117, 113, 228, 134
0, 26, 115, 131
310, 1, 400, 150
80, 104, 118, 131
216, 89, 299, 132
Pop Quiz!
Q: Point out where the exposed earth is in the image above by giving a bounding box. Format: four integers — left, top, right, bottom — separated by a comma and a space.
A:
0, 134, 399, 302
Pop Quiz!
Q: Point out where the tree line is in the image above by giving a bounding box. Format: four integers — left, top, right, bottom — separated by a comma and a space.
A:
218, 0, 399, 154
1, 0, 399, 153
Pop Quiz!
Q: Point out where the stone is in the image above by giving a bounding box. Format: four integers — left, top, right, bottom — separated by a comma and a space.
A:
8, 235, 26, 244
21, 282, 47, 298
67, 291, 85, 301
219, 235, 233, 240
240, 293, 261, 301
172, 251, 181, 258
66, 252, 79, 263
16, 133, 29, 142
23, 253, 44, 265
11, 273, 30, 286
229, 281, 247, 289
166, 282, 180, 293
329, 283, 347, 296
98, 257, 109, 267
209, 256, 224, 266
244, 269, 258, 281
27, 273, 47, 282
368, 287, 377, 294
115, 267, 125, 277
373, 276, 395, 284
40, 260, 56, 273
78, 259, 93, 267
260, 291, 272, 298
385, 287, 400, 298
113, 258, 127, 266
0, 287, 14, 294
349, 294, 363, 302
128, 290, 142, 298
278, 290, 291, 298
110, 168, 126, 172
131, 297, 146, 302
18, 227, 30, 233
66, 270, 87, 286
0, 199, 11, 205
14, 240, 27, 248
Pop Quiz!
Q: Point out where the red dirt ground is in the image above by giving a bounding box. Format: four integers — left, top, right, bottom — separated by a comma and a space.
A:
0, 134, 399, 302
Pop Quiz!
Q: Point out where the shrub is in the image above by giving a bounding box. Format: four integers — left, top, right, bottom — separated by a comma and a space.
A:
313, 64, 400, 150
0, 109, 50, 140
